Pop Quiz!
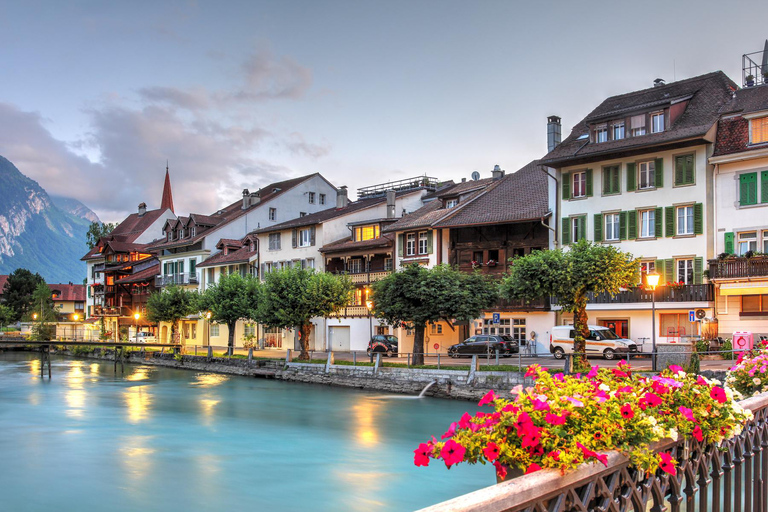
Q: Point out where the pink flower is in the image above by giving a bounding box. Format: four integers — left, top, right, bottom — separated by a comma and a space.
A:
483, 442, 500, 461
531, 398, 551, 412
612, 368, 629, 378
493, 461, 507, 480
620, 403, 634, 420
501, 403, 518, 413
659, 452, 676, 475
548, 450, 561, 461
458, 412, 473, 429
441, 422, 457, 439
414, 443, 431, 467
678, 406, 695, 422
552, 373, 565, 382
710, 386, 727, 404
576, 442, 608, 466
668, 365, 684, 373
691, 425, 704, 442
440, 439, 466, 467
478, 390, 496, 407
521, 427, 542, 448
587, 366, 599, 378
525, 463, 542, 474
525, 364, 542, 379
643, 393, 663, 408
513, 412, 533, 436
564, 396, 584, 408
545, 412, 568, 425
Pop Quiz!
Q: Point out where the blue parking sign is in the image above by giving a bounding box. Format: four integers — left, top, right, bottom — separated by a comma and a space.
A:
492, 313, 500, 324
689, 310, 695, 323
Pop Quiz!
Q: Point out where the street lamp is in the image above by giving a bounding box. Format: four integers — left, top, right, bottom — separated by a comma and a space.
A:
73, 314, 79, 340
206, 311, 212, 347
365, 297, 374, 360
646, 272, 661, 371
134, 312, 141, 344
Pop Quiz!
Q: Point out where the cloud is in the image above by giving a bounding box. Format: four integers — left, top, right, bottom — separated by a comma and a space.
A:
138, 86, 210, 110
284, 132, 331, 159
233, 49, 313, 101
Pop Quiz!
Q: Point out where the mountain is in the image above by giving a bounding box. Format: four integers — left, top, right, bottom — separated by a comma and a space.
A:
0, 155, 91, 283
50, 195, 101, 224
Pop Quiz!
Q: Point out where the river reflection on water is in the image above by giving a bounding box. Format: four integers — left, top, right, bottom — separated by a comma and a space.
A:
0, 352, 487, 511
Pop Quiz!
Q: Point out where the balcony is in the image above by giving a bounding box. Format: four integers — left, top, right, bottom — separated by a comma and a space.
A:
708, 257, 768, 280
494, 297, 550, 312
330, 305, 371, 318
570, 284, 714, 305
337, 271, 392, 285
155, 273, 200, 287
93, 306, 130, 317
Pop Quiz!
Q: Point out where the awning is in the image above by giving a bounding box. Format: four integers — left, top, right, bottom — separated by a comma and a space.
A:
720, 282, 768, 296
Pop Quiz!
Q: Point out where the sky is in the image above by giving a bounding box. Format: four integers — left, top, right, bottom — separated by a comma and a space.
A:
1, 0, 767, 223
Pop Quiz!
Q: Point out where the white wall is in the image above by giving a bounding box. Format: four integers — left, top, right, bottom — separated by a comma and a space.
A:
133, 208, 177, 244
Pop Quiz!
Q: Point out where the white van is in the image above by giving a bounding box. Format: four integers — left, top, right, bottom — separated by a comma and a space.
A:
550, 325, 638, 360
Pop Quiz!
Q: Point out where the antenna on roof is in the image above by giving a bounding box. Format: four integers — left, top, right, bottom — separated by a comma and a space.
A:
471, 171, 480, 181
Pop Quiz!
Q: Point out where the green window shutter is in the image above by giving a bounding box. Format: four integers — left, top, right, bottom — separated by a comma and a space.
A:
88, 286, 91, 298
740, 172, 757, 205
675, 154, 694, 185
397, 234, 404, 257
594, 214, 603, 242
585, 169, 593, 197
602, 168, 609, 195
655, 259, 664, 282
674, 155, 684, 185
664, 258, 674, 284
603, 166, 620, 194
627, 210, 637, 239
654, 158, 664, 188
724, 232, 735, 254
693, 257, 704, 284
762, 171, 768, 203
619, 211, 627, 240
292, 229, 298, 248
654, 207, 663, 238
178, 260, 184, 274
426, 231, 433, 253
189, 259, 196, 275
561, 218, 571, 245
310, 226, 316, 246
693, 203, 703, 235
665, 206, 675, 237
613, 166, 620, 194
579, 216, 587, 241
562, 172, 571, 200
626, 163, 636, 192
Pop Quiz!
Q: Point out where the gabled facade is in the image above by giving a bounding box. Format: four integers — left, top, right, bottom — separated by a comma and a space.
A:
709, 83, 768, 337
542, 72, 737, 347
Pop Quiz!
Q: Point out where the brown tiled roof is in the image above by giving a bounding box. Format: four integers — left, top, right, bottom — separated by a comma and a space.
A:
217, 239, 243, 248
197, 245, 257, 268
542, 72, 738, 166
189, 213, 224, 226
0, 275, 8, 295
81, 247, 102, 261
435, 161, 549, 227
48, 283, 86, 301
712, 85, 768, 157
719, 84, 768, 116
320, 233, 395, 254
115, 264, 160, 284
110, 208, 170, 242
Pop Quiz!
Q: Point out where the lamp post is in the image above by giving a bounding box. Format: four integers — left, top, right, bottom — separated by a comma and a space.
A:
206, 311, 212, 347
73, 313, 79, 340
365, 295, 374, 361
134, 312, 140, 344
646, 272, 660, 371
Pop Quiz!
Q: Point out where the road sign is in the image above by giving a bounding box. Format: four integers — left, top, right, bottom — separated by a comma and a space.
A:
689, 310, 695, 323
492, 313, 500, 324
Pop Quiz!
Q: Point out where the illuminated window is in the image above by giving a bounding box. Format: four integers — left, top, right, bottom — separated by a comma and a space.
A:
751, 116, 768, 144
354, 225, 380, 241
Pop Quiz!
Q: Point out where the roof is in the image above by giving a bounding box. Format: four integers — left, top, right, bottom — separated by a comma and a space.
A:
197, 244, 257, 268
48, 283, 86, 302
161, 168, 174, 212
115, 264, 160, 284
542, 72, 738, 166
320, 233, 395, 254
434, 161, 550, 227
81, 207, 171, 260
713, 85, 768, 157
0, 275, 8, 295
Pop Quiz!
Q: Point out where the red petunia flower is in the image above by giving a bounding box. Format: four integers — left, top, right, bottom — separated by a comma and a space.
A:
710, 386, 727, 404
620, 403, 634, 419
482, 441, 500, 461
414, 443, 431, 467
691, 425, 704, 442
493, 461, 507, 480
525, 463, 542, 474
659, 452, 676, 475
478, 390, 497, 407
458, 412, 473, 429
440, 439, 466, 467
441, 422, 457, 439
644, 393, 663, 407
545, 412, 568, 425
678, 406, 695, 422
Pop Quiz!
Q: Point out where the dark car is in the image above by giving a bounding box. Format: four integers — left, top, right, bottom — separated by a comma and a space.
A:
366, 335, 398, 357
447, 335, 519, 358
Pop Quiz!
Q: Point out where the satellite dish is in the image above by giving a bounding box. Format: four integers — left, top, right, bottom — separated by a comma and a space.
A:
471, 171, 480, 181
696, 309, 706, 319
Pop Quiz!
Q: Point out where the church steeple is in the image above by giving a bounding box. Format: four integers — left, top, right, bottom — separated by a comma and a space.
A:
160, 162, 174, 213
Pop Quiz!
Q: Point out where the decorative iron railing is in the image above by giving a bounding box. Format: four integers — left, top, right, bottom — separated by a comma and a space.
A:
155, 273, 199, 286
418, 392, 768, 512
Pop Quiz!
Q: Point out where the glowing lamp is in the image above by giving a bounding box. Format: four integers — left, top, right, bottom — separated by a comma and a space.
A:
645, 272, 660, 290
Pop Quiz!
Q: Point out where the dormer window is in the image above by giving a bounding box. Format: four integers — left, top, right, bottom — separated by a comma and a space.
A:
445, 198, 458, 209
190, 227, 196, 237
750, 116, 768, 144
651, 112, 665, 133
167, 232, 171, 242
354, 225, 380, 241
612, 122, 625, 140
595, 124, 608, 143
630, 115, 646, 136
180, 228, 185, 238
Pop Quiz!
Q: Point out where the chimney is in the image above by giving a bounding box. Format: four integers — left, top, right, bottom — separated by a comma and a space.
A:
492, 165, 504, 180
337, 186, 349, 208
654, 78, 665, 87
386, 189, 396, 218
251, 191, 261, 205
547, 116, 562, 152
138, 202, 147, 217
242, 189, 250, 210
461, 178, 466, 183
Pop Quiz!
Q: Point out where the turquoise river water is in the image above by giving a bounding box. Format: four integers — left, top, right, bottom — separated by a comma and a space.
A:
0, 352, 489, 511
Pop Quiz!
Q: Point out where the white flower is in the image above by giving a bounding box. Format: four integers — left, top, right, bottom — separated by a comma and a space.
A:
647, 416, 658, 426
598, 383, 610, 392
668, 428, 679, 441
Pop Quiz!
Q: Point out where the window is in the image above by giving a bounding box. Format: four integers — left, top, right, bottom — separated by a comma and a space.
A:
349, 259, 363, 273
354, 225, 380, 241
604, 213, 620, 241
210, 324, 220, 337
445, 198, 458, 208
75, 302, 84, 311
639, 161, 655, 189
595, 125, 608, 143
602, 165, 620, 195
764, 231, 768, 254
244, 324, 256, 337
571, 216, 586, 243
739, 172, 758, 206
660, 313, 699, 337
406, 233, 416, 256
677, 259, 694, 284
750, 116, 768, 144
384, 257, 392, 271
612, 122, 625, 140
676, 205, 694, 235
738, 231, 758, 255
430, 323, 443, 335
191, 227, 196, 237
268, 233, 281, 250
640, 260, 656, 280
674, 154, 695, 186
308, 192, 316, 204
300, 212, 306, 217
296, 228, 311, 247
572, 171, 587, 198
742, 295, 768, 313
639, 209, 655, 238
511, 319, 526, 341
630, 114, 646, 136
305, 258, 315, 269
651, 112, 665, 133
269, 208, 276, 221
319, 193, 326, 205
418, 232, 428, 254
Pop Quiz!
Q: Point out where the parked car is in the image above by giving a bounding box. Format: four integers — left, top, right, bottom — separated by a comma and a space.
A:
447, 335, 519, 358
549, 325, 638, 360
366, 335, 398, 357
134, 332, 156, 343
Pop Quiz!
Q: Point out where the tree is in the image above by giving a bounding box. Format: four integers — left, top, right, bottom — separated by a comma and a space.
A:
86, 221, 117, 249
257, 267, 353, 360
0, 305, 13, 329
146, 285, 198, 344
2, 268, 45, 322
501, 239, 638, 371
371, 264, 499, 365
198, 272, 261, 355
29, 281, 57, 322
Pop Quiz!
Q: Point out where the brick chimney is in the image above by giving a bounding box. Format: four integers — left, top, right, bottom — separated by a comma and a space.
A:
138, 202, 147, 217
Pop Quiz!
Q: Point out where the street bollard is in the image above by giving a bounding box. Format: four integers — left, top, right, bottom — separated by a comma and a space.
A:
374, 353, 381, 374
495, 349, 499, 366
563, 354, 571, 375
437, 353, 441, 370
407, 353, 411, 368
207, 346, 213, 361
353, 351, 356, 366
285, 349, 292, 365
248, 347, 253, 363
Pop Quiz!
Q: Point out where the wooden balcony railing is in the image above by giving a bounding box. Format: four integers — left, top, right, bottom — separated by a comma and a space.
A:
708, 256, 768, 280
330, 305, 371, 318
334, 270, 392, 285
554, 284, 714, 305
93, 306, 130, 317
494, 297, 550, 311
419, 391, 768, 512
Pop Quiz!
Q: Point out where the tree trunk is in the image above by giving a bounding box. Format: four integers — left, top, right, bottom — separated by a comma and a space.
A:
413, 323, 426, 366
572, 295, 590, 372
298, 323, 312, 361
227, 321, 236, 356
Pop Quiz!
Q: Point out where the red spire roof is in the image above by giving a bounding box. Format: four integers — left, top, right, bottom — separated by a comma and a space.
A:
160, 165, 174, 213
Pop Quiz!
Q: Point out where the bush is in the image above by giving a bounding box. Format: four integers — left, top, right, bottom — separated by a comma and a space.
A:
727, 349, 768, 397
